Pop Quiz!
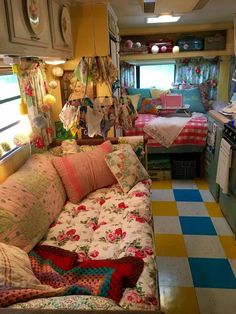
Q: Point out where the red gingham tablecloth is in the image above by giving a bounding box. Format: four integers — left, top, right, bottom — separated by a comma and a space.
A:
124, 114, 208, 148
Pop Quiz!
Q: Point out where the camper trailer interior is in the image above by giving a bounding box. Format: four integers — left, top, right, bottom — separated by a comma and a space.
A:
0, 0, 236, 313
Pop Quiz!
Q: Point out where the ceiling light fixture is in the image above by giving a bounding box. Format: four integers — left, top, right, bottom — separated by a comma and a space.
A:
44, 60, 66, 65
147, 15, 181, 23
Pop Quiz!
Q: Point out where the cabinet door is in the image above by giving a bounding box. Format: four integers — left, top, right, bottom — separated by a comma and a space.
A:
5, 0, 51, 48
205, 117, 224, 201
48, 0, 73, 53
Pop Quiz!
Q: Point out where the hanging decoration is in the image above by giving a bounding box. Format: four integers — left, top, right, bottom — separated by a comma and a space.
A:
52, 66, 64, 78
59, 56, 137, 138
48, 80, 58, 89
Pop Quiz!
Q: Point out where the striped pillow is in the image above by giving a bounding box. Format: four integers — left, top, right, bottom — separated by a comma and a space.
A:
52, 141, 117, 204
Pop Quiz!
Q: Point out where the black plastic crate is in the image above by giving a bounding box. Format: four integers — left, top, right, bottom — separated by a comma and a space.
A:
171, 154, 196, 179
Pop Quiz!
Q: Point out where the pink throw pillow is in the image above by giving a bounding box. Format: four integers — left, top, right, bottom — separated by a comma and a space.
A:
52, 141, 117, 204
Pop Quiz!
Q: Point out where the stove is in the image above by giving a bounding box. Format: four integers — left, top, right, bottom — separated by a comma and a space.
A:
223, 121, 236, 149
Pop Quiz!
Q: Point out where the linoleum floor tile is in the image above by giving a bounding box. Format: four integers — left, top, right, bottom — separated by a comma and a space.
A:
153, 216, 182, 234
156, 256, 193, 287
177, 202, 208, 216
152, 201, 178, 216
155, 234, 187, 257
160, 286, 199, 314
195, 179, 209, 190
152, 180, 173, 189
172, 180, 197, 189
211, 217, 234, 236
205, 202, 223, 217
199, 189, 216, 202
196, 288, 236, 314
184, 235, 225, 258
219, 236, 236, 258
229, 259, 236, 277
151, 189, 175, 201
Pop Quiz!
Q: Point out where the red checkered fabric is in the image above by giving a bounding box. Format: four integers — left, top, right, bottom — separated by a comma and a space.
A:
124, 114, 208, 147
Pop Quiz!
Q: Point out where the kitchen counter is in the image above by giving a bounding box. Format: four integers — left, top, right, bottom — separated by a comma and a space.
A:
208, 110, 230, 125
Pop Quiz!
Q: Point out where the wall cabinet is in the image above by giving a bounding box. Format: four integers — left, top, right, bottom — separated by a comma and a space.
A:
5, 0, 51, 48
71, 2, 118, 58
0, 0, 73, 59
48, 0, 73, 54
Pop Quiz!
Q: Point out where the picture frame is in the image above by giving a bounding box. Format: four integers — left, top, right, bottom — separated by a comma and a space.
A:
60, 70, 96, 106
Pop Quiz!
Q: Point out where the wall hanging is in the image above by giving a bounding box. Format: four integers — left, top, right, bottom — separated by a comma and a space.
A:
59, 56, 137, 138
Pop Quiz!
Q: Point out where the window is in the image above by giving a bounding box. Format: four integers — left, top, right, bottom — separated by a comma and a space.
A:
0, 70, 21, 159
138, 63, 175, 90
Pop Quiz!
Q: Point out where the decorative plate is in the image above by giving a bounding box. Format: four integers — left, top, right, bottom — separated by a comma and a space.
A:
61, 6, 71, 45
26, 0, 41, 35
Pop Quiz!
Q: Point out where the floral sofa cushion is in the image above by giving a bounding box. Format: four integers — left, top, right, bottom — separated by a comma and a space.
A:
0, 153, 66, 252
9, 295, 121, 310
41, 179, 158, 310
105, 145, 149, 193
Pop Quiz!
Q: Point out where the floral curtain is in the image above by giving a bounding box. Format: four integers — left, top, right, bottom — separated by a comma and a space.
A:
120, 61, 135, 90
14, 60, 54, 151
175, 57, 220, 99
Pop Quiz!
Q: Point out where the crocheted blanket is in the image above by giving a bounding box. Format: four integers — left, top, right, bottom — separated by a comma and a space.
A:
0, 245, 144, 307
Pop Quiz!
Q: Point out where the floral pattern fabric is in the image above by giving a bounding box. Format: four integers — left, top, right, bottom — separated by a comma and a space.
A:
15, 61, 54, 151
40, 179, 158, 310
9, 295, 121, 310
0, 153, 66, 252
175, 57, 219, 102
104, 146, 149, 193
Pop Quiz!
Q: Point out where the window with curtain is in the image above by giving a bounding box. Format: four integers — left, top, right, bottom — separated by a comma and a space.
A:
0, 70, 21, 159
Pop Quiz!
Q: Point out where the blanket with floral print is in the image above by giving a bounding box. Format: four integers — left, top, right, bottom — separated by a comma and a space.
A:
41, 179, 159, 310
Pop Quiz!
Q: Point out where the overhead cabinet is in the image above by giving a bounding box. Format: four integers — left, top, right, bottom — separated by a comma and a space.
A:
48, 0, 73, 53
5, 0, 51, 48
0, 0, 73, 59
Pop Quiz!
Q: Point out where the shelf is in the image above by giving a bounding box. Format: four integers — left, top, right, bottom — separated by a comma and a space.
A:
120, 49, 232, 62
120, 24, 234, 62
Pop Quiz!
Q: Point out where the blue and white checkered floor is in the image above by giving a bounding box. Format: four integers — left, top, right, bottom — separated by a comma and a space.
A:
152, 179, 236, 314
